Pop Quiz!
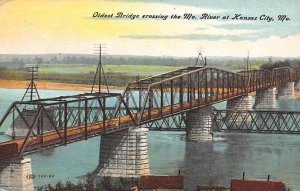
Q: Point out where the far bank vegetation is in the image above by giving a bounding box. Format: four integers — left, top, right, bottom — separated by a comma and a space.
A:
0, 54, 299, 86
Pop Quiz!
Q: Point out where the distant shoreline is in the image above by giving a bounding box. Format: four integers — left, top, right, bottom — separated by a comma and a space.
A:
0, 79, 299, 99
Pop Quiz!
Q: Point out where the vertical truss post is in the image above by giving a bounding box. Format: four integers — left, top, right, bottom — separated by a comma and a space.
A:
236, 75, 240, 95
258, 72, 261, 88
272, 70, 275, 87
12, 107, 15, 140
102, 98, 106, 133
84, 99, 88, 140
40, 106, 44, 146
160, 83, 163, 116
216, 70, 219, 100
189, 74, 192, 108
227, 73, 230, 98
179, 77, 183, 110
192, 75, 196, 100
78, 101, 81, 126
205, 70, 208, 104
197, 71, 200, 106
138, 89, 142, 113
199, 72, 203, 100
252, 72, 255, 91
125, 92, 129, 115
210, 68, 213, 103
263, 72, 266, 88
148, 88, 153, 120
64, 102, 67, 145
171, 80, 174, 113
232, 73, 236, 96
59, 104, 62, 131
187, 74, 190, 103
255, 72, 258, 91
222, 71, 225, 99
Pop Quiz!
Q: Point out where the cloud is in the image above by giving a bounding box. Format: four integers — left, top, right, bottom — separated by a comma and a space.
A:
120, 30, 263, 41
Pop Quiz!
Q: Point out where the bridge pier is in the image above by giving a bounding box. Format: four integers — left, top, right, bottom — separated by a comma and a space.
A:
0, 157, 34, 191
97, 127, 149, 177
186, 106, 213, 142
225, 96, 253, 125
254, 87, 276, 110
296, 81, 300, 91
226, 96, 253, 111
278, 82, 295, 99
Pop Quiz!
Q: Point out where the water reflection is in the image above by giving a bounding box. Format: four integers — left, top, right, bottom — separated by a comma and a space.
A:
183, 135, 246, 190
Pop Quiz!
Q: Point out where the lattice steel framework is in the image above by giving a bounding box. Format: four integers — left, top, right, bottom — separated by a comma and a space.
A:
118, 66, 299, 129
213, 109, 300, 134
0, 92, 136, 159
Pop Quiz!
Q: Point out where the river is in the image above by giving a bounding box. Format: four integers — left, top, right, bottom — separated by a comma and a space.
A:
0, 88, 300, 190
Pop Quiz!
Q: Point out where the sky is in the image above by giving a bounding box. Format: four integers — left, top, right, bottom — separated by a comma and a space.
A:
0, 0, 300, 57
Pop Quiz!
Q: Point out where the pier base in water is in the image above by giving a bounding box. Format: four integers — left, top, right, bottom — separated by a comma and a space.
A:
97, 127, 149, 177
186, 106, 213, 142
254, 87, 276, 110
0, 157, 34, 191
278, 82, 295, 99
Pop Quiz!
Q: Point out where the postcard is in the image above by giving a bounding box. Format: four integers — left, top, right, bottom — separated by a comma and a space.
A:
0, 0, 300, 191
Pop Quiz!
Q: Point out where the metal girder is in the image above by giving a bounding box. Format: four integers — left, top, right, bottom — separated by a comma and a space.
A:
213, 109, 300, 134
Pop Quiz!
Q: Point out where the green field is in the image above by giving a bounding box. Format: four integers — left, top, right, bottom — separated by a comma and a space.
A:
39, 64, 182, 76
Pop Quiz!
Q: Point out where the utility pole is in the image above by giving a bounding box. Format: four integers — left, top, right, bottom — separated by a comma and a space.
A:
21, 65, 40, 101
195, 52, 206, 67
91, 44, 109, 93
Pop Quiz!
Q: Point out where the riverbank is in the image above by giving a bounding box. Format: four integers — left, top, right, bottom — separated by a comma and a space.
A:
0, 79, 125, 91
0, 79, 299, 98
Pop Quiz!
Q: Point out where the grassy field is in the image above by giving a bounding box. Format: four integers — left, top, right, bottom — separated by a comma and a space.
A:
39, 64, 182, 76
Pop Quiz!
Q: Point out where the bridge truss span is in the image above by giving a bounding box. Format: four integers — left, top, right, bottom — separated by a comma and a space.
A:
0, 66, 299, 159
122, 66, 247, 125
0, 92, 137, 159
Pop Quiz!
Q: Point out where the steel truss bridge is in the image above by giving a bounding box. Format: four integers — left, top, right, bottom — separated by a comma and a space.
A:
0, 66, 299, 159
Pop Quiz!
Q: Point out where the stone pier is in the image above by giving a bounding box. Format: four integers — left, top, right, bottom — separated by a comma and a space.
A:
225, 96, 253, 125
186, 106, 213, 142
226, 96, 253, 111
296, 81, 300, 91
97, 127, 149, 177
278, 82, 295, 99
0, 157, 34, 191
253, 87, 276, 110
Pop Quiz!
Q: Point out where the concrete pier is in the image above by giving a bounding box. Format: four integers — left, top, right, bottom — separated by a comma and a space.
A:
97, 127, 149, 177
186, 106, 213, 142
0, 157, 34, 191
278, 82, 295, 99
253, 88, 276, 110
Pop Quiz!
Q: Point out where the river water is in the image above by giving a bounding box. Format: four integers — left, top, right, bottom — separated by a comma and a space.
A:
0, 88, 300, 190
